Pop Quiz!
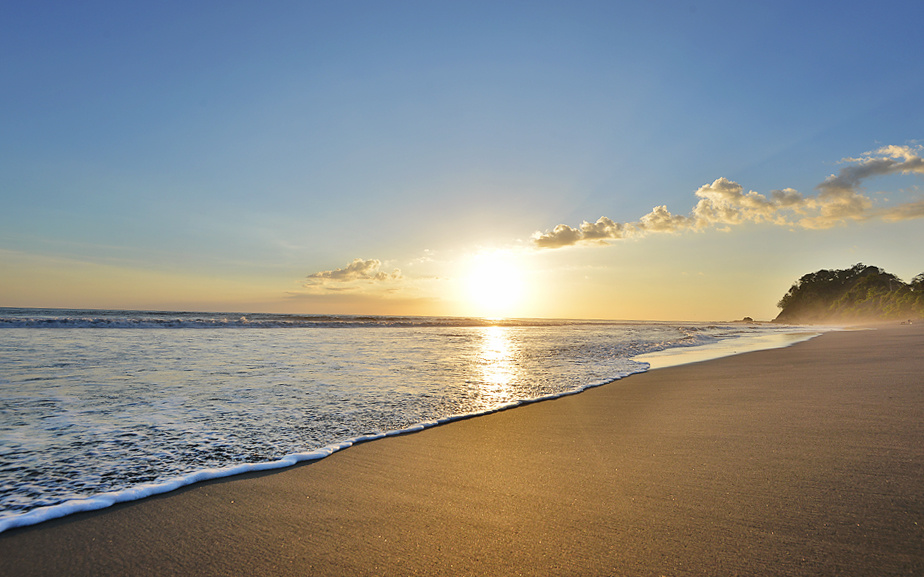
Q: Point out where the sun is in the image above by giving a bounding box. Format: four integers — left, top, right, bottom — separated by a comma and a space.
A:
464, 252, 526, 318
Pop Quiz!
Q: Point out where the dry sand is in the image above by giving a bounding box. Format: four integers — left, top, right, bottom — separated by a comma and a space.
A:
1, 324, 922, 576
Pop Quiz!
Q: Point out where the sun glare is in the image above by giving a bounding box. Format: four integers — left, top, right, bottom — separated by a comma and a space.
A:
464, 252, 526, 318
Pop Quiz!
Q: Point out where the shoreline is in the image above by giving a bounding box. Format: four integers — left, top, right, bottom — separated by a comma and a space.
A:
0, 323, 818, 535
2, 323, 922, 575
633, 326, 825, 369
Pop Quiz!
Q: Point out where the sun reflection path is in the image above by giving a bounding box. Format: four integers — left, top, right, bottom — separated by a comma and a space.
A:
476, 326, 521, 406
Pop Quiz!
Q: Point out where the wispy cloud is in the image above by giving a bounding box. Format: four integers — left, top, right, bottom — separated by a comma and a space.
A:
305, 258, 402, 292
881, 200, 924, 221
533, 144, 924, 249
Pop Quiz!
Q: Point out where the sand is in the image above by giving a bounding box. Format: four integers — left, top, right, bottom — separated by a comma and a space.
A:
1, 324, 922, 576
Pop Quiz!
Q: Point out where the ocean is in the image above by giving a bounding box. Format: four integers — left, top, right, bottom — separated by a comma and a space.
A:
0, 307, 818, 533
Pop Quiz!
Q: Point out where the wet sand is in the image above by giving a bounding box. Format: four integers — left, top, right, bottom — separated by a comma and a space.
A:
2, 324, 922, 576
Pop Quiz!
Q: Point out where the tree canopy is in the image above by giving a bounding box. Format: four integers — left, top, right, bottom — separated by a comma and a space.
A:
774, 264, 924, 323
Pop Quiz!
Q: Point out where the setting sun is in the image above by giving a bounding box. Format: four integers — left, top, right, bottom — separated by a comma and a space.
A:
464, 252, 526, 318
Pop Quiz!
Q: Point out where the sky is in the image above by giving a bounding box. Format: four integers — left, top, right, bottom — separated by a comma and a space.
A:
1, 0, 922, 321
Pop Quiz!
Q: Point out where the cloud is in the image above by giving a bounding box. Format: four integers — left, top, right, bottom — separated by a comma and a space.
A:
305, 258, 402, 288
533, 218, 626, 248
533, 144, 924, 248
880, 200, 924, 221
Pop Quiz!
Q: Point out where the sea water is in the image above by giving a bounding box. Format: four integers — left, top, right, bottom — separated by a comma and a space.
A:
0, 308, 818, 532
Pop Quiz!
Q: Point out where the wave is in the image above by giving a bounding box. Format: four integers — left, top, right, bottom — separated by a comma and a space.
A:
0, 364, 646, 534
0, 308, 637, 330
0, 308, 817, 533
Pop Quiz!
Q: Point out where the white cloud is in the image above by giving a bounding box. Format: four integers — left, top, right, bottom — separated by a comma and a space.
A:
638, 205, 695, 233
533, 218, 627, 248
305, 258, 402, 287
532, 144, 924, 248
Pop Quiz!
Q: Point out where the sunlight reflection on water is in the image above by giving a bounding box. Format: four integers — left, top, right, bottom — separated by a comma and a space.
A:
476, 326, 519, 405
2, 318, 812, 522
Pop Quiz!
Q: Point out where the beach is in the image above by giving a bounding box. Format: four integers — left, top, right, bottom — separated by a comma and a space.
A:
1, 324, 922, 576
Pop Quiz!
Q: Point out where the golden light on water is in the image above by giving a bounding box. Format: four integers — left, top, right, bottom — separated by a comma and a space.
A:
475, 326, 519, 405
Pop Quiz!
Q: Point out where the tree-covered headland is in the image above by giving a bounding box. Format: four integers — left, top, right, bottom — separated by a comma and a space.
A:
774, 264, 924, 323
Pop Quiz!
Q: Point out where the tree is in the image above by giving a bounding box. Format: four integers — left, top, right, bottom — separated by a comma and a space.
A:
911, 273, 924, 292
774, 264, 923, 323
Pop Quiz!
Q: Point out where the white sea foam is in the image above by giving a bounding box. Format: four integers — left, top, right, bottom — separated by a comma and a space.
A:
0, 308, 821, 533
0, 445, 347, 533
0, 366, 653, 534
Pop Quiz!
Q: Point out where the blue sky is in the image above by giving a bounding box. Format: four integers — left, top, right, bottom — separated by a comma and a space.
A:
2, 1, 922, 319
